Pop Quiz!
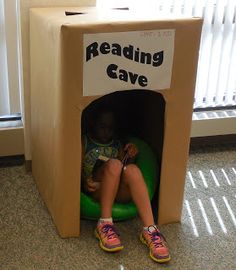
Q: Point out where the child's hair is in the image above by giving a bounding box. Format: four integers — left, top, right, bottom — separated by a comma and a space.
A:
86, 104, 116, 133
93, 104, 114, 122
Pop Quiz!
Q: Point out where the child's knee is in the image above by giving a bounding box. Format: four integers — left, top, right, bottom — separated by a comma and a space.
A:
104, 159, 122, 176
123, 164, 142, 181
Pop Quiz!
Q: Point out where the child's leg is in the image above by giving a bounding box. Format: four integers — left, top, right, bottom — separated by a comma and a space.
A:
117, 164, 154, 227
118, 164, 170, 263
92, 159, 123, 218
92, 159, 124, 252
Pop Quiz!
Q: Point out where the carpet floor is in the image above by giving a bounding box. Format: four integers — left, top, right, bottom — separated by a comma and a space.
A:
1, 145, 236, 270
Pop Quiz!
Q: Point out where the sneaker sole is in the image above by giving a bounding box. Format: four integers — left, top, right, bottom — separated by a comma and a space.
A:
140, 233, 171, 263
95, 229, 124, 252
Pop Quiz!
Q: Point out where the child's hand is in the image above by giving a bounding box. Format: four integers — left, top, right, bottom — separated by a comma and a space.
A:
124, 143, 138, 159
84, 177, 100, 193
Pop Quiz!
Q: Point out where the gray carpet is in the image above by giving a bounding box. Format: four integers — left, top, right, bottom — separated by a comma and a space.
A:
1, 146, 236, 270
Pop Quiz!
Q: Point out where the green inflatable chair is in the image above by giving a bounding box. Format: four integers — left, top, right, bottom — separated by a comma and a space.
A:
80, 137, 158, 221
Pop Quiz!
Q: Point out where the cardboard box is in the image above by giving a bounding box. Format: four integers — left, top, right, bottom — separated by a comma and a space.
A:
30, 7, 202, 237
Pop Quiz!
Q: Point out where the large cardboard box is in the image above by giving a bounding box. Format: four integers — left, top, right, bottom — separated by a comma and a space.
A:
30, 7, 202, 237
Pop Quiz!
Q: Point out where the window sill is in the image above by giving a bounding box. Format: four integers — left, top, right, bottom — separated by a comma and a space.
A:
191, 110, 236, 137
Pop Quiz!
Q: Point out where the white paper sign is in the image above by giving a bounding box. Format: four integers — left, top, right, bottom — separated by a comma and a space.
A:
83, 29, 175, 96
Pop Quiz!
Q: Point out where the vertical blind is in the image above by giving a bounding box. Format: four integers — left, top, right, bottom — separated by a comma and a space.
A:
0, 0, 9, 116
98, 0, 236, 109
0, 0, 21, 117
192, 0, 236, 108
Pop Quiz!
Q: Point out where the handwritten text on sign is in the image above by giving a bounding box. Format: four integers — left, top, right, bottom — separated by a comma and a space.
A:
83, 29, 175, 96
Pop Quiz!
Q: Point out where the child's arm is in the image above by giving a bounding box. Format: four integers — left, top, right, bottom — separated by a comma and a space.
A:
119, 142, 138, 165
81, 135, 100, 193
124, 143, 138, 158
83, 177, 100, 193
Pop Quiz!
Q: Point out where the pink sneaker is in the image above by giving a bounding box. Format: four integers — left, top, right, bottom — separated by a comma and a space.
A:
95, 222, 124, 252
140, 226, 170, 263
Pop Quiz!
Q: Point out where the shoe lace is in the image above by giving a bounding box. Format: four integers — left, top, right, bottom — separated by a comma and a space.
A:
101, 224, 119, 240
148, 225, 166, 248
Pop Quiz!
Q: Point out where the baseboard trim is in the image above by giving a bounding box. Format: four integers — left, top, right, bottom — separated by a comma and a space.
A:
25, 159, 32, 172
0, 155, 25, 167
190, 134, 236, 152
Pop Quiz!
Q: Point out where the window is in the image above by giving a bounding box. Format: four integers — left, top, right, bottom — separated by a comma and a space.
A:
0, 0, 22, 119
97, 0, 236, 109
0, 0, 23, 157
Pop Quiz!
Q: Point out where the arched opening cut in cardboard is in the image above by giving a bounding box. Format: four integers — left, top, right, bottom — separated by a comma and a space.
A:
81, 89, 165, 219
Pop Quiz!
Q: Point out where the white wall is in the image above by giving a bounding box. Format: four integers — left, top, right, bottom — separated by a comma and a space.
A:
20, 0, 96, 160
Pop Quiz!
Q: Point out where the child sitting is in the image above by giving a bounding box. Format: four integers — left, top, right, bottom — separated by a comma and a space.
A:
81, 105, 170, 263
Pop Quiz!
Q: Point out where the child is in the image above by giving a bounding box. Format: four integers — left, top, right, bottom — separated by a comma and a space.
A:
81, 106, 170, 263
